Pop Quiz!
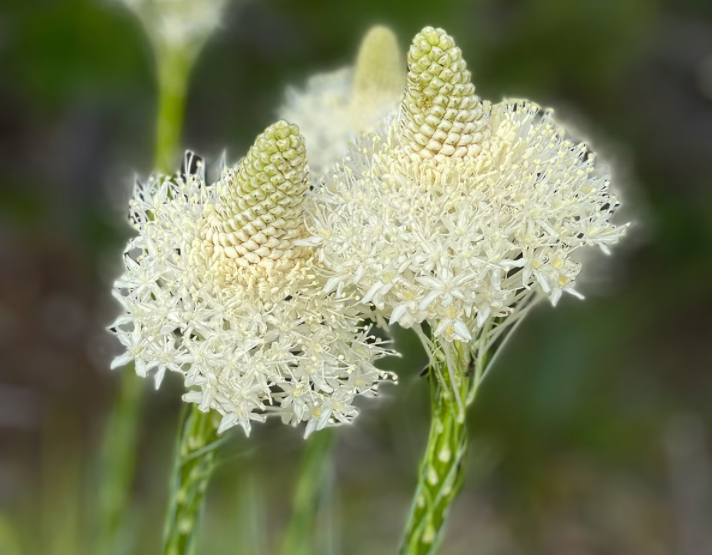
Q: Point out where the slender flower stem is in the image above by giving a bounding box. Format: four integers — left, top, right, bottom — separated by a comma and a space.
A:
94, 365, 144, 555
97, 43, 195, 555
398, 340, 475, 555
163, 405, 223, 555
155, 48, 191, 174
279, 428, 337, 555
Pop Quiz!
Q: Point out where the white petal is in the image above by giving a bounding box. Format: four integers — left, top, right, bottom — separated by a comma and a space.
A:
107, 314, 133, 330
434, 319, 451, 337
476, 305, 491, 327
324, 275, 345, 294
182, 390, 203, 404
218, 413, 238, 434
566, 288, 585, 300
419, 290, 441, 311
416, 276, 442, 288
498, 258, 525, 269
353, 265, 366, 285
110, 353, 133, 370
535, 273, 551, 293
155, 367, 169, 389
389, 303, 409, 326
361, 281, 383, 304
453, 320, 472, 341
303, 418, 318, 439
293, 235, 322, 247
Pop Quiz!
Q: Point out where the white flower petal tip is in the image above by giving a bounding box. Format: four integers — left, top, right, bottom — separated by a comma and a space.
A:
389, 303, 409, 326
566, 288, 586, 300
360, 281, 384, 304
453, 320, 472, 341
217, 413, 239, 435
110, 353, 133, 370
323, 275, 346, 294
108, 122, 396, 438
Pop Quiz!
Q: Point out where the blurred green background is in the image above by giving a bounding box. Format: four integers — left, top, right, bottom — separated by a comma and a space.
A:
1, 0, 712, 554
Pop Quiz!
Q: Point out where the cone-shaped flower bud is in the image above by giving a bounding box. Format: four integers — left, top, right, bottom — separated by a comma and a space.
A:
351, 25, 404, 117
195, 121, 310, 280
279, 25, 404, 176
401, 26, 490, 161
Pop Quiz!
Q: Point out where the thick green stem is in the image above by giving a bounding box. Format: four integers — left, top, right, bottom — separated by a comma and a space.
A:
154, 48, 191, 174
94, 366, 144, 555
279, 428, 336, 555
163, 405, 222, 555
398, 341, 474, 555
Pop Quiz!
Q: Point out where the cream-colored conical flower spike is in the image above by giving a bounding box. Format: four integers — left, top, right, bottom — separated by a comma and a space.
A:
401, 26, 490, 161
195, 121, 310, 280
351, 25, 403, 119
109, 121, 395, 437
279, 25, 404, 176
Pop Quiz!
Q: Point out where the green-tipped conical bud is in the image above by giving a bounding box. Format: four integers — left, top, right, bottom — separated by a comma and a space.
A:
199, 121, 310, 274
401, 27, 490, 162
351, 25, 404, 113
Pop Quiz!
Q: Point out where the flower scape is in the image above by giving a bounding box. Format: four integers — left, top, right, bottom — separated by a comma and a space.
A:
110, 121, 395, 437
310, 26, 629, 344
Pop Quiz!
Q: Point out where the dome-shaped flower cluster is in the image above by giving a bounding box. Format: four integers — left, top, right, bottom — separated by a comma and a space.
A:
110, 121, 394, 436
309, 27, 628, 343
279, 25, 403, 177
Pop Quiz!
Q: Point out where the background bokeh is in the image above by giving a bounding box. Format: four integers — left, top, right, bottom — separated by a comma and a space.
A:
1, 0, 712, 554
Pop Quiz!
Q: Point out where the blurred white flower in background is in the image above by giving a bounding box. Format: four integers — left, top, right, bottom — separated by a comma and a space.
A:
121, 0, 229, 57
310, 27, 629, 344
279, 25, 404, 177
110, 121, 395, 437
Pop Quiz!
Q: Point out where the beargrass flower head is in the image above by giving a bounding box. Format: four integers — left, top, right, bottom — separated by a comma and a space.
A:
109, 121, 395, 437
278, 25, 404, 177
121, 0, 229, 59
310, 27, 629, 344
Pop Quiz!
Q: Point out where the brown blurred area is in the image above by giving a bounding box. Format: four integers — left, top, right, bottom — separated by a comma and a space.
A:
1, 0, 712, 554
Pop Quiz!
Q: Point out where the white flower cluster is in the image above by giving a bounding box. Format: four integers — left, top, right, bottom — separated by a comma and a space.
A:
110, 122, 394, 437
279, 25, 403, 177
310, 27, 628, 343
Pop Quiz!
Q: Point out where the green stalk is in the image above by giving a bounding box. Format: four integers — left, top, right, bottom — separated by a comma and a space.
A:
95, 42, 194, 555
94, 366, 144, 555
154, 47, 191, 174
163, 405, 223, 555
398, 340, 475, 555
279, 428, 337, 555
